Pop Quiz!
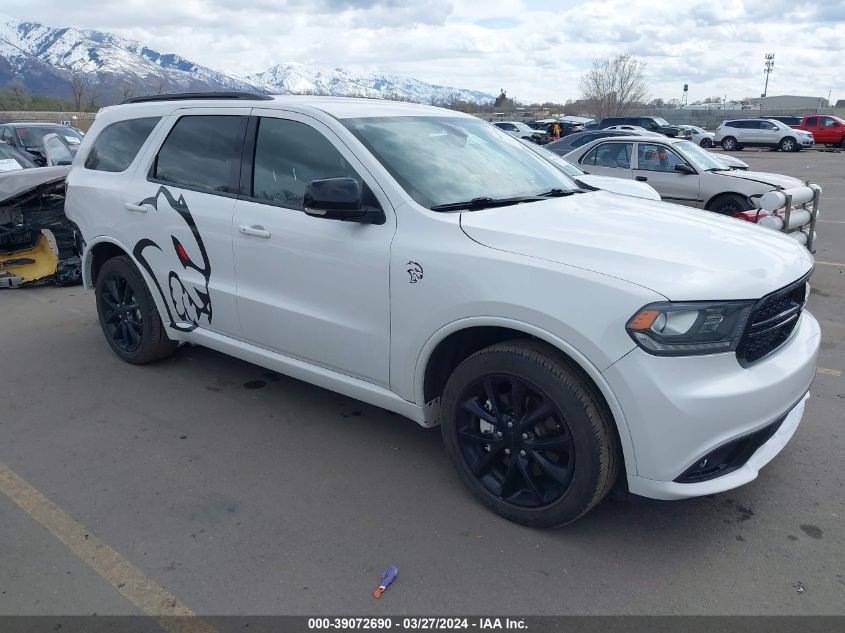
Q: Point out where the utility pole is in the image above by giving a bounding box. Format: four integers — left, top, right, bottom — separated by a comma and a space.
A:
762, 53, 775, 98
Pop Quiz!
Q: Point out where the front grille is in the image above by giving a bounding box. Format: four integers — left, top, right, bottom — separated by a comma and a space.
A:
737, 274, 810, 365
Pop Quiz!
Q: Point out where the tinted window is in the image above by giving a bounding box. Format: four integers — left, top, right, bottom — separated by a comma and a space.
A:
582, 142, 632, 168
153, 116, 246, 194
85, 117, 160, 172
805, 117, 818, 126
637, 143, 686, 172
740, 121, 760, 129
252, 118, 362, 208
725, 121, 739, 128
44, 136, 74, 166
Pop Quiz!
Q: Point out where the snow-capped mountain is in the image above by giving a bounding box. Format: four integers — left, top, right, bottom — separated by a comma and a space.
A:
247, 62, 494, 105
0, 15, 494, 106
0, 15, 255, 102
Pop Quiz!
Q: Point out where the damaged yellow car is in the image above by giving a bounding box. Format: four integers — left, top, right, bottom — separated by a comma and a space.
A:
0, 165, 81, 288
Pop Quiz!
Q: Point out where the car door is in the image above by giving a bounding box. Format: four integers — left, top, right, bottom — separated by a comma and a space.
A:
737, 120, 761, 146
232, 111, 395, 386
577, 141, 633, 180
758, 120, 780, 145
632, 142, 700, 206
127, 108, 248, 338
818, 116, 838, 144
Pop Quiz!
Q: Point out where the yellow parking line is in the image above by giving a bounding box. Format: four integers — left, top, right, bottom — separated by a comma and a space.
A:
0, 462, 218, 633
817, 367, 842, 377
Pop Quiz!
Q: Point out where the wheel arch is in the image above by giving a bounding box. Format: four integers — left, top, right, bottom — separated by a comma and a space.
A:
704, 191, 753, 212
415, 317, 638, 477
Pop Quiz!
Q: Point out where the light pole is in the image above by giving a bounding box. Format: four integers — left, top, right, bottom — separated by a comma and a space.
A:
762, 53, 775, 98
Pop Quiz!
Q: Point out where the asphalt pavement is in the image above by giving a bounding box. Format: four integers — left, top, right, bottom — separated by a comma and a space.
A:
0, 149, 842, 618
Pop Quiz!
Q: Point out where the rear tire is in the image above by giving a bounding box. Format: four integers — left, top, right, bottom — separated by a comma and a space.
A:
706, 194, 752, 216
721, 137, 737, 151
440, 340, 619, 527
701, 138, 714, 148
95, 256, 178, 365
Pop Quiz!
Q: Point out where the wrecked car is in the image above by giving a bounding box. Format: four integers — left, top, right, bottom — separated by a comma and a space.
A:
0, 166, 81, 288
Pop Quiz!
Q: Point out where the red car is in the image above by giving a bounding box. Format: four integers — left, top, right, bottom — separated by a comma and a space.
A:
799, 114, 845, 148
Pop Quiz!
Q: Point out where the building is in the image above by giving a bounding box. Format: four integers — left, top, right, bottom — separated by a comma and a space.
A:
748, 95, 829, 109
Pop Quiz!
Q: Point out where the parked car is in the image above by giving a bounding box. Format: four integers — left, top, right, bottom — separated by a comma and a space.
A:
0, 166, 81, 287
0, 123, 85, 166
545, 130, 641, 155
767, 116, 802, 128
564, 135, 819, 217
603, 125, 664, 137
66, 94, 819, 527
518, 138, 661, 201
492, 121, 544, 143
598, 116, 683, 137
798, 114, 845, 148
714, 118, 814, 152
532, 120, 583, 138
678, 125, 715, 148
0, 142, 38, 172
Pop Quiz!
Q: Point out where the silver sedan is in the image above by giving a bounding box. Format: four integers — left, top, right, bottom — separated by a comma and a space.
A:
563, 135, 807, 215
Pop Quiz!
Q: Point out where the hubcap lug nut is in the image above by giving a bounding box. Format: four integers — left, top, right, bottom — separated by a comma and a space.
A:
504, 448, 511, 455
520, 450, 526, 456
496, 431, 502, 438
521, 433, 529, 440
507, 422, 513, 428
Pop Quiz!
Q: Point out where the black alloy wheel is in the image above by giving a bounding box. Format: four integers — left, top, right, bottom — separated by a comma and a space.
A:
100, 273, 143, 353
455, 374, 575, 508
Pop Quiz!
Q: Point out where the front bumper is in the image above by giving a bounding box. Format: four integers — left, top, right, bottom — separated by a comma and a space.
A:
799, 137, 814, 147
604, 310, 820, 500
0, 233, 58, 288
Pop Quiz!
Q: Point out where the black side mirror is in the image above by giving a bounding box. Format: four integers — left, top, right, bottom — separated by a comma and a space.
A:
674, 163, 696, 175
304, 178, 384, 225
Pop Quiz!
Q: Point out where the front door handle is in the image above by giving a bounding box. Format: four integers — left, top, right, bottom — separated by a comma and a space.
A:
635, 176, 648, 182
239, 224, 271, 238
124, 202, 151, 213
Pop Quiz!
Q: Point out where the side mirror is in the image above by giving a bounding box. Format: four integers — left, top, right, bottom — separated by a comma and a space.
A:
304, 178, 384, 225
674, 163, 696, 175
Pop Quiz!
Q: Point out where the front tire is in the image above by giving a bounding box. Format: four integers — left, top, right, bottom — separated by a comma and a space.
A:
701, 138, 713, 148
779, 137, 798, 152
721, 137, 737, 151
440, 340, 619, 527
95, 256, 178, 364
707, 193, 752, 216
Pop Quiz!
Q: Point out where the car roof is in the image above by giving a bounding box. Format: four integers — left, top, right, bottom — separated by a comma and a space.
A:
96, 95, 473, 122
580, 135, 689, 145
3, 122, 70, 128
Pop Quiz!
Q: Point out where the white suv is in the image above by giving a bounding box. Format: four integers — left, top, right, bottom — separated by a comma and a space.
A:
65, 94, 820, 527
714, 118, 814, 151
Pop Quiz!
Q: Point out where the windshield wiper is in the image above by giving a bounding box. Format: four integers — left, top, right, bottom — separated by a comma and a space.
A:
538, 188, 584, 197
430, 195, 544, 212
706, 167, 730, 172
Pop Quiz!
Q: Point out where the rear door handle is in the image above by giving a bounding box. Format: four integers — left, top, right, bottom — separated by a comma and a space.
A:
124, 202, 151, 213
635, 176, 648, 182
239, 224, 271, 238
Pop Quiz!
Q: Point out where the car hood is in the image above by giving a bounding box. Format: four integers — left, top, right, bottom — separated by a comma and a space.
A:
459, 190, 813, 301
716, 170, 804, 190
575, 174, 660, 200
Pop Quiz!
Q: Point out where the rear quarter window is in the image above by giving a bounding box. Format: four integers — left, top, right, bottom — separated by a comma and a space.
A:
85, 117, 161, 172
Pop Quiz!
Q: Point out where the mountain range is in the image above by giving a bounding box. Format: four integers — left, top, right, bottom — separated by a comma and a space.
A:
0, 15, 494, 106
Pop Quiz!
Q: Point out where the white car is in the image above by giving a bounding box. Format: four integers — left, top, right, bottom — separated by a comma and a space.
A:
519, 138, 660, 201
679, 125, 715, 148
491, 121, 542, 142
66, 94, 819, 527
603, 125, 663, 137
564, 135, 818, 217
714, 118, 814, 151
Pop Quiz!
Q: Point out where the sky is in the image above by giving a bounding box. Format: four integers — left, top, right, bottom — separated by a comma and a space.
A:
4, 0, 844, 104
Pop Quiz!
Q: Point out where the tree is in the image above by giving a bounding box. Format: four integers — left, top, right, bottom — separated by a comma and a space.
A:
578, 54, 649, 119
70, 73, 90, 110
8, 80, 31, 109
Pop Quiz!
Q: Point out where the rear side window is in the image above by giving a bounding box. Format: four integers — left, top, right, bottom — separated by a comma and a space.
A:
85, 117, 160, 172
806, 117, 818, 126
581, 142, 632, 168
251, 117, 362, 208
152, 115, 246, 194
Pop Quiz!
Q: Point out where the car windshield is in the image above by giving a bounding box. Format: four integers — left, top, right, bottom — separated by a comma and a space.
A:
16, 126, 84, 148
653, 118, 671, 126
342, 116, 579, 209
518, 139, 585, 177
673, 140, 726, 171
0, 143, 35, 169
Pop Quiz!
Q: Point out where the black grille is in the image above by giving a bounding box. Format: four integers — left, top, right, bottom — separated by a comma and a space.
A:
737, 274, 810, 365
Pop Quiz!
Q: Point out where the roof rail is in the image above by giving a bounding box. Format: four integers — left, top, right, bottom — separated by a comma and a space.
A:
121, 92, 273, 105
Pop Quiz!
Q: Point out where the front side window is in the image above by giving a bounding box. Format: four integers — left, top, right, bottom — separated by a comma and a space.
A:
152, 115, 246, 194
637, 143, 687, 172
85, 117, 160, 172
342, 116, 577, 209
821, 117, 837, 127
43, 135, 74, 166
252, 117, 361, 208
760, 121, 777, 130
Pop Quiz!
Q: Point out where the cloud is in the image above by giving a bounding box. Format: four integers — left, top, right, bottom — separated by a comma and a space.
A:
1, 0, 842, 104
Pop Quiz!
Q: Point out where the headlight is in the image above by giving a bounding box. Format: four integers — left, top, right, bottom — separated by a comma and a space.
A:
626, 301, 754, 356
